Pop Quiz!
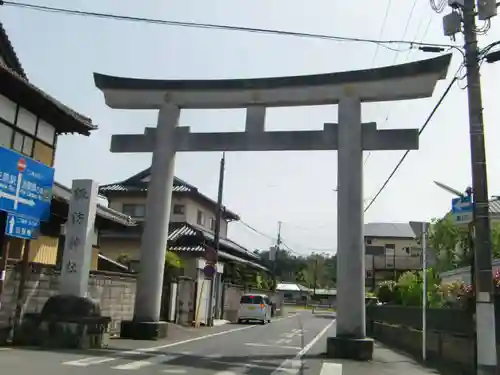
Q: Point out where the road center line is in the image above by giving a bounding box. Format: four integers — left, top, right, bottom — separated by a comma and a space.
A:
271, 319, 336, 375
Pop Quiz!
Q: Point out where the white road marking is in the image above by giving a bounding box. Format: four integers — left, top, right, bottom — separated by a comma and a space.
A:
112, 354, 178, 370
245, 343, 301, 350
211, 360, 277, 370
276, 338, 293, 344
62, 313, 302, 367
271, 319, 336, 375
205, 353, 222, 358
0, 348, 11, 351
63, 356, 120, 367
213, 372, 239, 375
163, 370, 187, 374
320, 362, 343, 375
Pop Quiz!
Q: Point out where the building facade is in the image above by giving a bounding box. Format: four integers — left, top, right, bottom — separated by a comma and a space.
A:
0, 22, 133, 271
364, 222, 422, 287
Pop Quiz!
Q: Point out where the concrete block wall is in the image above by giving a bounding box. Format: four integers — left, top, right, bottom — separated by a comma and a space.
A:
0, 264, 136, 334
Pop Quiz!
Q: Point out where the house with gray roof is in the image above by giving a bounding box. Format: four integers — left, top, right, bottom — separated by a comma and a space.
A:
364, 222, 423, 288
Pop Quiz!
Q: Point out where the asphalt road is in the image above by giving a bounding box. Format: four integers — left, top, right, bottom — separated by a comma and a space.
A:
0, 311, 437, 375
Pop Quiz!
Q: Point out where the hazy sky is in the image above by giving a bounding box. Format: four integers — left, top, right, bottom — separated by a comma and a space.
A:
3, 0, 500, 255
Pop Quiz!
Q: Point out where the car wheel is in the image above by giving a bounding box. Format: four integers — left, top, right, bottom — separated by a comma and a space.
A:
238, 319, 243, 324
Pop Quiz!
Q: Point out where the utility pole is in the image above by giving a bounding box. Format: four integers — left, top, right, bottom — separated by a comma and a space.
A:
312, 257, 318, 298
271, 221, 282, 291
207, 152, 225, 326
441, 1, 498, 373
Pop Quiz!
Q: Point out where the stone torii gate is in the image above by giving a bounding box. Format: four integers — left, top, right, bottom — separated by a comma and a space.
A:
93, 54, 451, 359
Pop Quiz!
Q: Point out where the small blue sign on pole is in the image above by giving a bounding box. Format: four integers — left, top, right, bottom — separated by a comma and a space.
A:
203, 263, 216, 278
451, 196, 473, 225
5, 213, 40, 240
0, 146, 54, 221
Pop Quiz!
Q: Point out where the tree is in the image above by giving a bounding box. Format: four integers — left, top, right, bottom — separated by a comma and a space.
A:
428, 216, 500, 272
428, 216, 467, 271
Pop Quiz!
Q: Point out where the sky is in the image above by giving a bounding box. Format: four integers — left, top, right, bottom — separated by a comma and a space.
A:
3, 0, 500, 256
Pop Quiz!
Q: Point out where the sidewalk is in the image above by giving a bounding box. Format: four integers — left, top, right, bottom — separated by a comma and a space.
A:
321, 342, 440, 375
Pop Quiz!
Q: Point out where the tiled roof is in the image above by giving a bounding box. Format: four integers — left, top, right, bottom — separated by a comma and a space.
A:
0, 21, 25, 77
489, 198, 500, 214
99, 167, 240, 221
169, 245, 205, 252
364, 222, 415, 239
52, 181, 135, 226
168, 223, 200, 241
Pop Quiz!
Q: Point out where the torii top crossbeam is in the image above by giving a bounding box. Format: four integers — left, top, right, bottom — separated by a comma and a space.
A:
94, 54, 452, 110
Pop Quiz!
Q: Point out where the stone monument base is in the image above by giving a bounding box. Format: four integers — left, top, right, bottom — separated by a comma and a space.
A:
120, 320, 168, 340
326, 336, 374, 361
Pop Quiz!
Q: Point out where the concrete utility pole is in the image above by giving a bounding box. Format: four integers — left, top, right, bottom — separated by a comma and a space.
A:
272, 221, 282, 291
207, 152, 225, 326
442, 1, 498, 373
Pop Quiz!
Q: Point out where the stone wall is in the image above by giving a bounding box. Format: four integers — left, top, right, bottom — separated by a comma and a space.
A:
0, 263, 136, 334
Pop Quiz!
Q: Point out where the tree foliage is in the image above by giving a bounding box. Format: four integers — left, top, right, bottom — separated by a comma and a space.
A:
252, 248, 337, 289
428, 216, 500, 272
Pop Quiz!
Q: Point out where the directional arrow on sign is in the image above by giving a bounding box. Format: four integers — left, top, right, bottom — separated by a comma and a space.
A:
8, 215, 14, 234
0, 191, 36, 207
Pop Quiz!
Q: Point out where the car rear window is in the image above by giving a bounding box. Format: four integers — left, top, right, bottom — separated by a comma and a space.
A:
240, 295, 263, 304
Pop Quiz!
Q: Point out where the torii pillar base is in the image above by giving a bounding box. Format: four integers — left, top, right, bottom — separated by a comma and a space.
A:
120, 320, 168, 340
326, 336, 374, 361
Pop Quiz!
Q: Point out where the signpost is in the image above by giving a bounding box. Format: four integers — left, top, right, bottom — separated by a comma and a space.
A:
409, 221, 430, 362
451, 196, 473, 226
5, 213, 39, 240
0, 146, 54, 221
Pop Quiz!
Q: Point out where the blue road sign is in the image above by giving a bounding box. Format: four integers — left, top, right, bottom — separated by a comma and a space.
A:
0, 147, 54, 221
203, 263, 216, 278
451, 196, 473, 213
5, 213, 40, 240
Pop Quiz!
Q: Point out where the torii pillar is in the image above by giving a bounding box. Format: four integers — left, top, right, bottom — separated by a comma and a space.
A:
93, 54, 451, 353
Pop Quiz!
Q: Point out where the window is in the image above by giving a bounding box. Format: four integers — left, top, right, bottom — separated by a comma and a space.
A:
122, 204, 146, 218
366, 238, 372, 245
209, 217, 215, 230
33, 141, 54, 167
16, 107, 37, 135
173, 204, 185, 215
384, 243, 395, 255
240, 295, 264, 304
12, 131, 33, 156
0, 122, 13, 148
197, 210, 204, 225
36, 119, 55, 145
0, 94, 16, 124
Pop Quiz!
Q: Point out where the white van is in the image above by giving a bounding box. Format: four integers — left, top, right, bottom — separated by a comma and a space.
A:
237, 293, 272, 324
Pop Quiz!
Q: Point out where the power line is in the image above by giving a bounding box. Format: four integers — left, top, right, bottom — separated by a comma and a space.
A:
1, 0, 459, 52
370, 0, 394, 65
238, 220, 276, 241
363, 0, 423, 166
363, 72, 459, 213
